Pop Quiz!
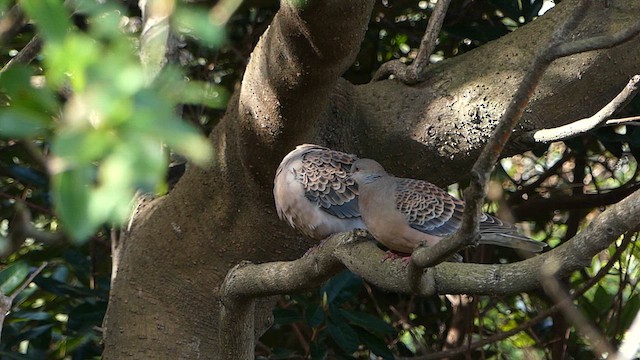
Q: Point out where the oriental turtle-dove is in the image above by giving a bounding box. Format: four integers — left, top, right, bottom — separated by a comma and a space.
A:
274, 144, 366, 239
350, 158, 546, 254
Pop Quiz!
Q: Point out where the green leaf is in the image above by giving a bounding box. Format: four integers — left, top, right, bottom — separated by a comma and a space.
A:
44, 33, 101, 90
592, 286, 614, 316
21, 0, 71, 44
305, 304, 325, 328
9, 311, 53, 322
0, 65, 33, 98
142, 117, 212, 166
327, 321, 359, 354
0, 66, 58, 114
321, 271, 362, 305
15, 324, 54, 342
0, 108, 50, 138
0, 261, 31, 296
68, 301, 107, 331
273, 308, 302, 325
355, 328, 394, 360
174, 81, 230, 109
618, 294, 640, 334
33, 276, 97, 298
173, 8, 227, 48
310, 342, 328, 360
52, 130, 116, 164
338, 309, 396, 336
52, 166, 97, 242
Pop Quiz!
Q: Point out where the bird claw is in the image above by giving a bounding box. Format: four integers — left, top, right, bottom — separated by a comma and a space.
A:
381, 251, 412, 266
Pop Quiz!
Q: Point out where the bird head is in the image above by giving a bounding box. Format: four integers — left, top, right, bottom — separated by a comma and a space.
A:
349, 158, 387, 185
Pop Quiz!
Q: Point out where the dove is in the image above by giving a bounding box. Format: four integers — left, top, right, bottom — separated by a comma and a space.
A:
350, 158, 546, 254
273, 144, 366, 239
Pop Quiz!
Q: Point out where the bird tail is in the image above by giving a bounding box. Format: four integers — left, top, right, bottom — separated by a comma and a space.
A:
478, 233, 547, 252
479, 214, 547, 252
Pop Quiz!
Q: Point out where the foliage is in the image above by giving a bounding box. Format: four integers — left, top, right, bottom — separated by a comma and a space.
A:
0, 0, 232, 357
0, 0, 639, 359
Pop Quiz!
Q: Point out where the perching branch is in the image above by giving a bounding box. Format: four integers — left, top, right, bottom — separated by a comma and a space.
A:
522, 75, 640, 144
407, 230, 635, 360
372, 0, 452, 84
219, 187, 640, 359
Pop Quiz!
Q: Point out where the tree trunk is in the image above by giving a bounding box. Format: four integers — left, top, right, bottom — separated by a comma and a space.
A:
102, 0, 640, 357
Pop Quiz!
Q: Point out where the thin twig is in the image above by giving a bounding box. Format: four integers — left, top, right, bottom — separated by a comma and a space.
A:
5, 203, 66, 259
0, 4, 26, 46
0, 34, 42, 73
372, 0, 451, 83
542, 271, 615, 357
551, 20, 640, 59
528, 75, 640, 143
511, 149, 572, 202
605, 115, 640, 126
7, 262, 48, 304
0, 262, 48, 341
413, 0, 451, 74
512, 181, 640, 218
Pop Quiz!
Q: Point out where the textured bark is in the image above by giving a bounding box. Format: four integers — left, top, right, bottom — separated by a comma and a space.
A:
102, 0, 640, 358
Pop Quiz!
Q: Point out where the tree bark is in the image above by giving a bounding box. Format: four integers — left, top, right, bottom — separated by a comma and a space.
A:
102, 0, 640, 358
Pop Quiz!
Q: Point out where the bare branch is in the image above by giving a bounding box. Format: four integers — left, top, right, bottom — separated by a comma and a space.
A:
0, 34, 43, 73
605, 115, 640, 126
512, 182, 640, 219
0, 262, 47, 341
5, 203, 66, 259
549, 19, 640, 59
524, 75, 640, 143
372, 0, 452, 84
542, 269, 615, 357
0, 4, 26, 46
407, 230, 635, 360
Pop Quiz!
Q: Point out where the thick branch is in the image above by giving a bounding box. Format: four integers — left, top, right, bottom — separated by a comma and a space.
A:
222, 187, 640, 299
239, 0, 376, 150
219, 187, 640, 358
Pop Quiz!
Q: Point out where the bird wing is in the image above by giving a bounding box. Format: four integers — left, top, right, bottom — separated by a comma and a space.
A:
391, 177, 545, 251
286, 145, 361, 219
394, 178, 464, 236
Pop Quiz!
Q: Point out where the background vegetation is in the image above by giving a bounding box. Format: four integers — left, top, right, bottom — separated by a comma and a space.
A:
0, 0, 638, 358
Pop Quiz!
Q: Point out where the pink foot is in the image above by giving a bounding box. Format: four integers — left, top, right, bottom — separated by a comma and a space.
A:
381, 251, 412, 266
